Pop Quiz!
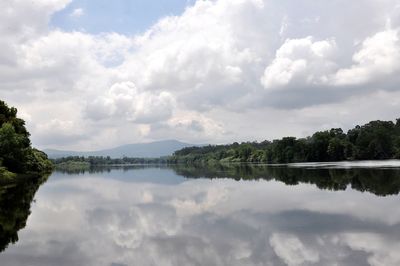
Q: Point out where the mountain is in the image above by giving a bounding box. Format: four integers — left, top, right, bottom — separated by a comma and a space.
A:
44, 140, 196, 159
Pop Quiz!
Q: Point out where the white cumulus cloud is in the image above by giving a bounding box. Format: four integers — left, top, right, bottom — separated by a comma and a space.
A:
1, 0, 400, 149
334, 27, 400, 86
261, 37, 337, 90
85, 81, 176, 124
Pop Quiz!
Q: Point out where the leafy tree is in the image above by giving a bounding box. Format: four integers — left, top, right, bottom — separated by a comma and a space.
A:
0, 123, 29, 173
354, 121, 395, 159
327, 138, 345, 161
0, 100, 52, 176
310, 131, 331, 161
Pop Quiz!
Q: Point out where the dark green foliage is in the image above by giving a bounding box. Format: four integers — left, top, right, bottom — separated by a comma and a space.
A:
0, 167, 16, 180
0, 100, 53, 176
0, 123, 30, 173
354, 120, 395, 159
170, 118, 400, 164
24, 149, 54, 173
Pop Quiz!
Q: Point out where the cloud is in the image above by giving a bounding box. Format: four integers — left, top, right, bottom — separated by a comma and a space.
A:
1, 0, 400, 149
259, 26, 400, 109
340, 233, 400, 266
70, 8, 84, 18
0, 0, 71, 38
119, 0, 268, 111
0, 0, 73, 92
334, 28, 400, 86
261, 37, 337, 90
270, 233, 320, 266
33, 118, 89, 146
171, 186, 229, 216
167, 112, 226, 138
0, 30, 130, 104
85, 81, 176, 124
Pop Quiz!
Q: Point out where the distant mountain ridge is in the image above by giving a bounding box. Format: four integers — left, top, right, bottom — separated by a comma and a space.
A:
44, 140, 196, 159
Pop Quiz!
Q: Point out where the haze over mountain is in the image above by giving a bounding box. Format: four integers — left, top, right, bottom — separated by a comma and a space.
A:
44, 140, 196, 159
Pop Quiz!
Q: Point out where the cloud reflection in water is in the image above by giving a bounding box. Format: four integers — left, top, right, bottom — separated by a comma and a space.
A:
1, 165, 400, 266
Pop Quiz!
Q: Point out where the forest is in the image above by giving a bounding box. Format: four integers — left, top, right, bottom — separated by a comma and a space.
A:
52, 118, 400, 169
169, 119, 400, 164
0, 100, 53, 179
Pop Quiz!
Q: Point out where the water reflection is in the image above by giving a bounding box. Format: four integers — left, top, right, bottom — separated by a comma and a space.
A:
0, 175, 48, 252
1, 163, 400, 266
57, 162, 400, 196
172, 163, 400, 196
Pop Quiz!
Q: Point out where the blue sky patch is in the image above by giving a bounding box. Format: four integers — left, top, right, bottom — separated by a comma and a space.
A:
50, 0, 195, 35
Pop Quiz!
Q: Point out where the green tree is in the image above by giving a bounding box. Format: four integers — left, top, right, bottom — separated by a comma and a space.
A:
310, 131, 331, 161
0, 100, 52, 176
327, 138, 346, 161
355, 121, 395, 159
0, 123, 29, 173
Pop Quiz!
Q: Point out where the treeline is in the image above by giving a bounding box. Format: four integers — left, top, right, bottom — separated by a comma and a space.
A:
52, 156, 168, 167
0, 100, 53, 178
52, 118, 400, 167
170, 119, 400, 164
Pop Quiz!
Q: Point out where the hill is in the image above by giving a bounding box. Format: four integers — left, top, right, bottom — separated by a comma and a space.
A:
45, 140, 197, 159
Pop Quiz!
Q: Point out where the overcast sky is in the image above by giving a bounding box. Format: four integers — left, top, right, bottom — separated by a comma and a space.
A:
1, 0, 400, 150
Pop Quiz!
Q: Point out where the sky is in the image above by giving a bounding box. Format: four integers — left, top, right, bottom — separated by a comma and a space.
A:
1, 0, 400, 150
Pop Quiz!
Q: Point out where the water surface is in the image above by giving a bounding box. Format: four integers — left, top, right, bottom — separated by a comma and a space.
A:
1, 162, 400, 266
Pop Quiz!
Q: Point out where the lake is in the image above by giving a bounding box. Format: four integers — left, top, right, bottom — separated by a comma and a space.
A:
1, 161, 400, 266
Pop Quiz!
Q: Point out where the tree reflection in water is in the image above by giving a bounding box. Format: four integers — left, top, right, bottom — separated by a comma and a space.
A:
0, 175, 48, 252
171, 164, 400, 196
1, 164, 400, 265
55, 163, 400, 196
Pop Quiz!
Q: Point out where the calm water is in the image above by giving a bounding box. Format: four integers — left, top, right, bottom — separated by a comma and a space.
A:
1, 161, 400, 266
